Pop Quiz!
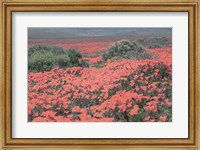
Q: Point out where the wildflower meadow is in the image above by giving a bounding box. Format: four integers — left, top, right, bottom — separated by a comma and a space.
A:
28, 28, 172, 122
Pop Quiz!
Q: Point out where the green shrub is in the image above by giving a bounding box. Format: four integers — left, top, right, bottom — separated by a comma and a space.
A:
56, 53, 70, 68
80, 60, 90, 68
67, 49, 82, 66
102, 40, 151, 61
28, 50, 55, 72
28, 45, 65, 57
28, 45, 86, 72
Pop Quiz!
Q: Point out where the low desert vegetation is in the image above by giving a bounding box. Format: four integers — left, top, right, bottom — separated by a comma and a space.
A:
137, 37, 171, 48
28, 45, 89, 72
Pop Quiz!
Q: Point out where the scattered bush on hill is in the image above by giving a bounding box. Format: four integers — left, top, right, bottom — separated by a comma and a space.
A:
137, 37, 171, 48
102, 40, 152, 61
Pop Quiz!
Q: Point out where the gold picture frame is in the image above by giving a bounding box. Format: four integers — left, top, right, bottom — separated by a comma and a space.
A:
0, 0, 199, 149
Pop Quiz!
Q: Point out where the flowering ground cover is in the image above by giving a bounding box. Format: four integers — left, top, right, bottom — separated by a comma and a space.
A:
28, 40, 172, 122
28, 25, 172, 122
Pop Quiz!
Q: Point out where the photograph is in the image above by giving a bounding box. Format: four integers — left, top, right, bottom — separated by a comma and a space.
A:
28, 28, 172, 122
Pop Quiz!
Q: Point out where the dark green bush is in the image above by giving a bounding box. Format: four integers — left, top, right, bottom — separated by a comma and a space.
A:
28, 45, 85, 72
67, 49, 82, 66
80, 60, 90, 68
102, 40, 152, 61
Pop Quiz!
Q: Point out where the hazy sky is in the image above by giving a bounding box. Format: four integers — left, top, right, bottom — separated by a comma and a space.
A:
28, 28, 172, 39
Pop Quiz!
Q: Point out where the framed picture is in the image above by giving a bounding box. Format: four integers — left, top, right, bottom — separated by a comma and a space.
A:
0, 0, 199, 149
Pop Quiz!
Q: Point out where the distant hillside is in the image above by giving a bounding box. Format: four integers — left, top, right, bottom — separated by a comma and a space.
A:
28, 28, 172, 39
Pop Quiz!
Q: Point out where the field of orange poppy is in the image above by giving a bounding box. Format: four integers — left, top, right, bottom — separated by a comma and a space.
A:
28, 28, 172, 122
